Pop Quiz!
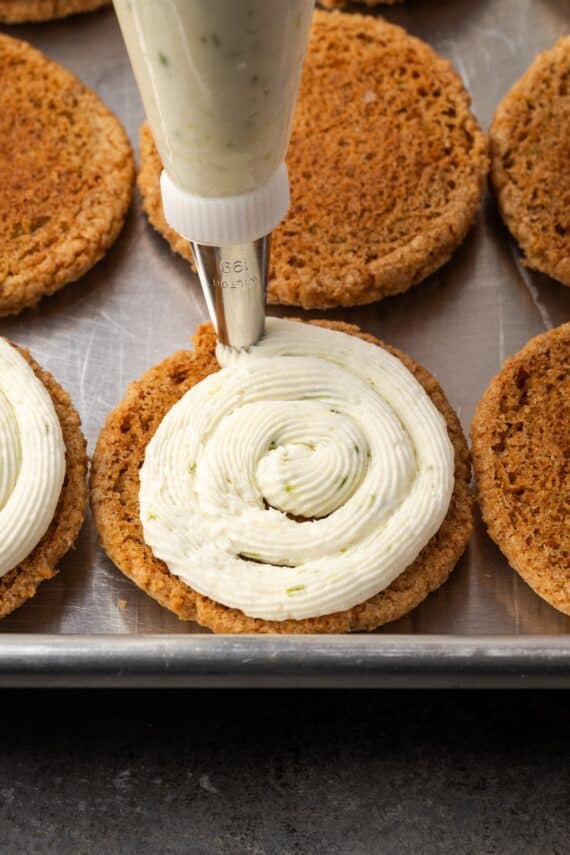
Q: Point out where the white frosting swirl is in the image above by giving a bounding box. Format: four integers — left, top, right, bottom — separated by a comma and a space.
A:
0, 339, 66, 578
139, 319, 455, 621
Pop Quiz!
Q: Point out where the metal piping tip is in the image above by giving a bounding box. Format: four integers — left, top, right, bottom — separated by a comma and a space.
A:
190, 236, 270, 350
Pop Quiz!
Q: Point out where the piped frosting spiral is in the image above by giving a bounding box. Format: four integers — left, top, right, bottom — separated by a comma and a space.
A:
0, 339, 66, 578
139, 319, 455, 620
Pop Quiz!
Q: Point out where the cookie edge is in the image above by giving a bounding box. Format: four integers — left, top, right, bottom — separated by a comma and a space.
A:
0, 344, 88, 620
490, 37, 570, 287
91, 319, 473, 634
472, 323, 570, 616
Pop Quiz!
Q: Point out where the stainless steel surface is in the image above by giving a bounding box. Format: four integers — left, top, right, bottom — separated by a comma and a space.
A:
191, 237, 269, 348
0, 0, 568, 684
1, 636, 570, 688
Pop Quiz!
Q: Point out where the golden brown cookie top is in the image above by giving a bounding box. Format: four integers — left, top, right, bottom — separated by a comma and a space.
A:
490, 38, 570, 286
472, 323, 570, 616
269, 11, 488, 309
91, 320, 472, 634
0, 34, 134, 317
0, 343, 88, 620
0, 0, 110, 23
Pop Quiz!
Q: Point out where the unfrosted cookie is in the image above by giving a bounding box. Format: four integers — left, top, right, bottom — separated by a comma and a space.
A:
490, 38, 570, 286
138, 11, 488, 309
472, 324, 570, 616
0, 0, 110, 22
91, 320, 472, 634
0, 35, 134, 317
0, 344, 88, 620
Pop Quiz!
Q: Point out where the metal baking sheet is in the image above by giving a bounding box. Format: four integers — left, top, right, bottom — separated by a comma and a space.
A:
0, 0, 569, 686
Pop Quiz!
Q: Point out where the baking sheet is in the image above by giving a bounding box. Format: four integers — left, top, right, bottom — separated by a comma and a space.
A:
0, 0, 569, 682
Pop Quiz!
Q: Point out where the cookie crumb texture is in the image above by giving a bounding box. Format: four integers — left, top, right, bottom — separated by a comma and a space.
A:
0, 35, 134, 317
0, 0, 110, 22
490, 38, 570, 286
472, 324, 570, 615
91, 321, 472, 634
139, 11, 487, 309
0, 346, 88, 620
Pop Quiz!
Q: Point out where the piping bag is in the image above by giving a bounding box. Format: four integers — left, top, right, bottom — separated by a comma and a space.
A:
114, 0, 315, 349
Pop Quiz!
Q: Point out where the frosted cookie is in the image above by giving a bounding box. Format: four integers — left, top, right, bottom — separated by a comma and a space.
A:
138, 11, 488, 309
472, 324, 570, 616
0, 35, 134, 317
490, 38, 570, 286
91, 319, 472, 634
0, 340, 88, 620
0, 0, 110, 22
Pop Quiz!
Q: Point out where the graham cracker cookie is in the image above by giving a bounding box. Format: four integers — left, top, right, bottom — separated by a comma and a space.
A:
91, 320, 472, 634
472, 324, 570, 616
0, 343, 88, 620
490, 38, 570, 286
0, 35, 134, 317
0, 0, 110, 23
138, 11, 488, 309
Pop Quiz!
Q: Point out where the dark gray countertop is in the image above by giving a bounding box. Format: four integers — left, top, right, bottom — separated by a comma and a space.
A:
1, 691, 568, 854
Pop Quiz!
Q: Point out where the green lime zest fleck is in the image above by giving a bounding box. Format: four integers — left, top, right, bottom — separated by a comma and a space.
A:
201, 33, 221, 47
268, 439, 277, 451
338, 476, 348, 490
286, 585, 305, 596
189, 462, 197, 475
158, 51, 169, 67
148, 512, 158, 521
284, 484, 294, 494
